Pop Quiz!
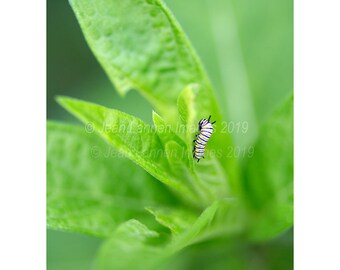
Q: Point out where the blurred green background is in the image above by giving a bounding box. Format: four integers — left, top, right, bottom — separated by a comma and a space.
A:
47, 0, 293, 269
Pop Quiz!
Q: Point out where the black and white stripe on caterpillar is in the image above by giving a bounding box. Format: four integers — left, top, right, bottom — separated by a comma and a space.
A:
193, 115, 216, 162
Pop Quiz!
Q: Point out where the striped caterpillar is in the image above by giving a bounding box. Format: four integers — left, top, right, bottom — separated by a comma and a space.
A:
193, 115, 216, 162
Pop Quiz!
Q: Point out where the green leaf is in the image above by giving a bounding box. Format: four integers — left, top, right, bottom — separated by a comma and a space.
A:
242, 95, 293, 240
47, 121, 176, 238
177, 83, 199, 153
57, 97, 200, 206
97, 219, 164, 270
163, 140, 198, 195
69, 0, 220, 125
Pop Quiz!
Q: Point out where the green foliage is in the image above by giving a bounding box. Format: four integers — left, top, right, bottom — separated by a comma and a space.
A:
97, 220, 163, 270
47, 121, 178, 237
177, 84, 199, 153
152, 111, 185, 149
68, 0, 239, 191
243, 95, 294, 240
146, 206, 197, 236
97, 202, 222, 270
68, 0, 218, 125
47, 0, 293, 269
55, 98, 183, 193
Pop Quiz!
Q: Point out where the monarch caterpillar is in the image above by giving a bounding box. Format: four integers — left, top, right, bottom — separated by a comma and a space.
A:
193, 115, 216, 162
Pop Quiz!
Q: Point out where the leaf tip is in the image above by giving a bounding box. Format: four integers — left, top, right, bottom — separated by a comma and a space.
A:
55, 96, 91, 119
55, 95, 76, 110
151, 110, 159, 118
56, 95, 90, 107
151, 110, 162, 124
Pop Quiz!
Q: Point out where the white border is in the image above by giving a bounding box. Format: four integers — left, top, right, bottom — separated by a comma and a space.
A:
0, 0, 45, 269
295, 0, 340, 269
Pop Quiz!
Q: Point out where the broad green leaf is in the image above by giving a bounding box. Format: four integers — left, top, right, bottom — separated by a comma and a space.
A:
69, 0, 221, 125
97, 219, 165, 270
242, 95, 293, 240
57, 97, 200, 205
47, 121, 176, 238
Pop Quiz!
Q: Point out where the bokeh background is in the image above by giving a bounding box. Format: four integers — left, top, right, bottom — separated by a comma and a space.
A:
47, 0, 293, 269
